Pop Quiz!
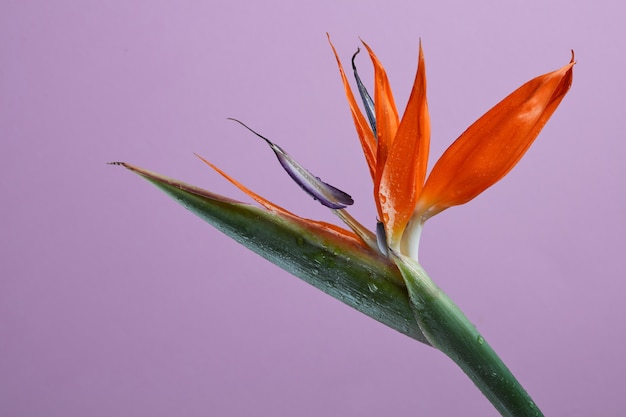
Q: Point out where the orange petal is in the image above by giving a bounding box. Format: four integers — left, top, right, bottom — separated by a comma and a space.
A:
361, 40, 400, 172
327, 34, 377, 180
194, 153, 363, 244
361, 40, 400, 220
378, 42, 430, 247
417, 53, 575, 218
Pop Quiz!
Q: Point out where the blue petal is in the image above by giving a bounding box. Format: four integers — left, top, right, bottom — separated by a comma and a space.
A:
351, 48, 377, 138
228, 118, 354, 209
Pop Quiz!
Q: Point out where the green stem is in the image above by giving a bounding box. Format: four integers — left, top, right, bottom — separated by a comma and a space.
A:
393, 254, 543, 417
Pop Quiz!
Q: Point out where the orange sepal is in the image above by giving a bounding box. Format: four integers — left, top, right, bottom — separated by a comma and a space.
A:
378, 42, 430, 247
327, 35, 377, 180
361, 40, 400, 219
361, 41, 400, 167
417, 53, 575, 218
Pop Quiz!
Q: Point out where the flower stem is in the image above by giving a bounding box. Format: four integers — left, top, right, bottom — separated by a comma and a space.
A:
393, 254, 544, 417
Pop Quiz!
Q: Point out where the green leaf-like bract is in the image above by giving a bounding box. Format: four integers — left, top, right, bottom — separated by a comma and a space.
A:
115, 163, 430, 345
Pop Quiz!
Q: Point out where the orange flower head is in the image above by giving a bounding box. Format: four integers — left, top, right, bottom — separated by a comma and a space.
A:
329, 35, 573, 259
199, 36, 574, 263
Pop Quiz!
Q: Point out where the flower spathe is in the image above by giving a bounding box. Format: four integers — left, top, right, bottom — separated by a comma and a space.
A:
200, 37, 574, 263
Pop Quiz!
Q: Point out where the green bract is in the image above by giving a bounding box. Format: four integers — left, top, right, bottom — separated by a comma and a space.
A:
114, 162, 429, 345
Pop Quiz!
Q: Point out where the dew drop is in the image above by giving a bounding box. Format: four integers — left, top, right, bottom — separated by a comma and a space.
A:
477, 335, 485, 345
367, 282, 379, 293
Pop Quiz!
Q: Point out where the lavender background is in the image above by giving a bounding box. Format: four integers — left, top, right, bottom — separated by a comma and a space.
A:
2, 1, 624, 416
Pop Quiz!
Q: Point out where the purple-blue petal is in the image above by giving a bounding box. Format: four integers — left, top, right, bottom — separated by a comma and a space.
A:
274, 150, 353, 209
228, 118, 354, 209
351, 48, 377, 138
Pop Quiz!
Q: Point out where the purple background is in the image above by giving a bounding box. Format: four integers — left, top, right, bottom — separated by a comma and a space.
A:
2, 1, 624, 416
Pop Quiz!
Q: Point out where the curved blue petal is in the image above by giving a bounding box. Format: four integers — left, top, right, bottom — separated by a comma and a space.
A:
351, 48, 377, 138
228, 118, 354, 209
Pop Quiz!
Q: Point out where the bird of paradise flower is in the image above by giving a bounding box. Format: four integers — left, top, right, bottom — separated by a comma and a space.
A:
112, 35, 574, 417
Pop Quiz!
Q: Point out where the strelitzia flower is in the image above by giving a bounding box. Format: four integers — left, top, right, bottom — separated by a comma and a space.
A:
328, 36, 574, 261
113, 37, 574, 417
200, 37, 573, 264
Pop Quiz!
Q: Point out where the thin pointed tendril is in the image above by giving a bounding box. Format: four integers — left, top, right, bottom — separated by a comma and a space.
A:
227, 118, 354, 209
351, 48, 377, 137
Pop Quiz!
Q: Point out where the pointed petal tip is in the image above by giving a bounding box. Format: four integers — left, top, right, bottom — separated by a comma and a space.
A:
193, 152, 215, 168
359, 37, 373, 53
